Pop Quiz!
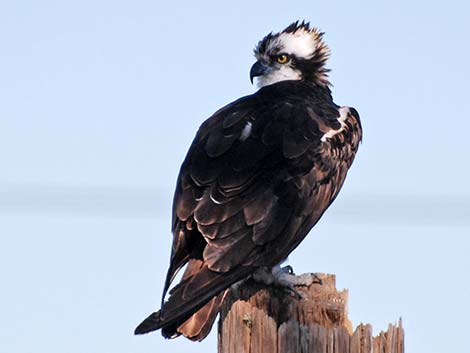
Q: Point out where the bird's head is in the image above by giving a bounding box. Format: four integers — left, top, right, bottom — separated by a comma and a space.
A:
250, 21, 330, 88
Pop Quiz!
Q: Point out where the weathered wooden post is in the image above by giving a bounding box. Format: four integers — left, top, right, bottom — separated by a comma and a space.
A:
218, 273, 404, 353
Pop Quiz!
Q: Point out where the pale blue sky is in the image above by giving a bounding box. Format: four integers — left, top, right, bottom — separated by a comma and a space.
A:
1, 1, 469, 353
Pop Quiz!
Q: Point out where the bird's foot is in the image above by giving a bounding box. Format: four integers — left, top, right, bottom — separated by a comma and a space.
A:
253, 266, 322, 299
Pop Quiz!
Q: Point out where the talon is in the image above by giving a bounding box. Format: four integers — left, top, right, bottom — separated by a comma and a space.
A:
283, 285, 303, 299
273, 274, 304, 298
281, 265, 294, 275
311, 273, 323, 285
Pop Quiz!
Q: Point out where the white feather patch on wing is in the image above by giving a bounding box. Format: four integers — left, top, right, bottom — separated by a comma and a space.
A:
321, 107, 349, 142
240, 121, 252, 140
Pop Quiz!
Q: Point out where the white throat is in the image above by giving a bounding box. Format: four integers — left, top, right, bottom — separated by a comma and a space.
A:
256, 66, 302, 88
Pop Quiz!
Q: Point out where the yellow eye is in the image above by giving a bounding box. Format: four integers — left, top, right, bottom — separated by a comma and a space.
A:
276, 54, 289, 64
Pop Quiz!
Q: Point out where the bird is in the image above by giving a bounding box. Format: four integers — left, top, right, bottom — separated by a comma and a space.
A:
135, 20, 362, 341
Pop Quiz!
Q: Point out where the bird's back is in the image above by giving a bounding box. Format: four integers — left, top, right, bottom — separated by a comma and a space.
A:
135, 80, 362, 340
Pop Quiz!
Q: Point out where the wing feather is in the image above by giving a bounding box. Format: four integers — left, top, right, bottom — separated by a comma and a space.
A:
137, 81, 363, 340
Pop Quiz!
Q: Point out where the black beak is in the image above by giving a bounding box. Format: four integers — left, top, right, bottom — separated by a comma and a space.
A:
250, 61, 268, 84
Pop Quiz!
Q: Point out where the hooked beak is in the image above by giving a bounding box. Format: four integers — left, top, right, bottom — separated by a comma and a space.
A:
250, 61, 269, 84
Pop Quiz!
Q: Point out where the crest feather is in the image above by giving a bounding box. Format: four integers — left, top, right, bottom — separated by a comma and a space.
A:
253, 21, 331, 85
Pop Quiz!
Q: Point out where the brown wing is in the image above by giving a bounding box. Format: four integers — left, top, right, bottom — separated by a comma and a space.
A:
135, 81, 362, 340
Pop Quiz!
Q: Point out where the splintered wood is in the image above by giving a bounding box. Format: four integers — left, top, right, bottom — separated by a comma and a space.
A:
218, 273, 404, 353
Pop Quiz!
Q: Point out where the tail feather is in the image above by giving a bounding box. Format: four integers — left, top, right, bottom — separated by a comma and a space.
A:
135, 260, 252, 339
158, 262, 251, 329
134, 311, 163, 335
175, 289, 229, 341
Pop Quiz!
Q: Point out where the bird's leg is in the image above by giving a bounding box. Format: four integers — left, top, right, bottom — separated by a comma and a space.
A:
252, 267, 276, 285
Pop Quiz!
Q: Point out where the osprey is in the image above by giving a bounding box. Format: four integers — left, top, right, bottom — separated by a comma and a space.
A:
135, 21, 362, 341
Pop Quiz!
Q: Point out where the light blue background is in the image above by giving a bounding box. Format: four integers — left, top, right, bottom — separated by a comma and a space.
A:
1, 1, 469, 352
